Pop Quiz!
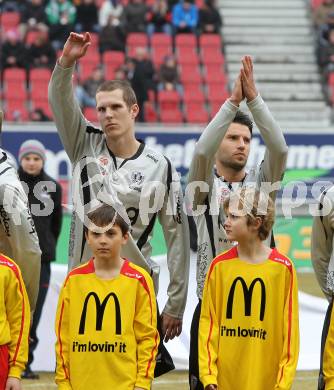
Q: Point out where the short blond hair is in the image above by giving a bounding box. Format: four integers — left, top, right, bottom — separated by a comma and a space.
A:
223, 187, 275, 241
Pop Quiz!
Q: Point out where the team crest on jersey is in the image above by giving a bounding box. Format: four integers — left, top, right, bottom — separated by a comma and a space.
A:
98, 155, 110, 176
131, 171, 144, 185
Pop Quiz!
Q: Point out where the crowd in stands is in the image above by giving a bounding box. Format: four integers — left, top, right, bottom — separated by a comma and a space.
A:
0, 0, 227, 123
313, 0, 334, 103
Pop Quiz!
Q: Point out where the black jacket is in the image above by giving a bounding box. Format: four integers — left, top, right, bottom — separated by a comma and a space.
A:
18, 167, 62, 263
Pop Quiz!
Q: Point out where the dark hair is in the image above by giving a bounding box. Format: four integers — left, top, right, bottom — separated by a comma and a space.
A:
96, 80, 137, 109
233, 110, 253, 135
85, 203, 129, 236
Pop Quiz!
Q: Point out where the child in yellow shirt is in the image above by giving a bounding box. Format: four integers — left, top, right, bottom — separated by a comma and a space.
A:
0, 254, 30, 390
55, 203, 159, 389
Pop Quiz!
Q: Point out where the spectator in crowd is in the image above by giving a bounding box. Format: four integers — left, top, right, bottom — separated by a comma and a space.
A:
158, 54, 182, 93
75, 0, 99, 33
18, 140, 62, 379
98, 14, 126, 52
19, 0, 48, 40
29, 108, 51, 121
172, 0, 198, 34
98, 0, 123, 27
121, 0, 149, 33
28, 28, 56, 68
318, 11, 334, 48
1, 29, 28, 70
114, 66, 127, 80
319, 28, 334, 74
147, 0, 172, 35
129, 47, 156, 121
313, 0, 334, 27
76, 65, 105, 107
45, 0, 77, 49
198, 0, 222, 34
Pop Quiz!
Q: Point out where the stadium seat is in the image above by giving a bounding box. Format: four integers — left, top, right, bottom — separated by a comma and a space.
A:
183, 83, 203, 95
79, 62, 98, 81
150, 33, 172, 49
201, 47, 225, 65
144, 102, 158, 122
179, 65, 203, 85
127, 33, 148, 48
30, 80, 49, 100
151, 47, 173, 67
184, 105, 209, 123
25, 31, 40, 45
159, 108, 183, 123
209, 101, 223, 117
3, 68, 26, 83
158, 90, 181, 110
199, 34, 222, 49
4, 81, 28, 100
79, 49, 100, 65
84, 107, 98, 122
204, 71, 227, 84
177, 47, 199, 65
183, 89, 206, 106
1, 12, 20, 32
30, 100, 53, 118
328, 72, 334, 86
5, 100, 29, 121
102, 51, 125, 79
206, 85, 229, 104
30, 68, 52, 82
89, 32, 100, 48
175, 34, 197, 48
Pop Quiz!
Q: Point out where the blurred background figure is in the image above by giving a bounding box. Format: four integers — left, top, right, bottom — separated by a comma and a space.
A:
76, 65, 105, 108
98, 14, 126, 52
19, 0, 48, 40
313, 0, 334, 28
1, 29, 28, 70
27, 28, 56, 68
172, 0, 198, 34
158, 54, 182, 94
45, 0, 77, 49
98, 0, 123, 27
75, 0, 99, 33
147, 0, 172, 36
121, 0, 149, 34
18, 140, 62, 379
198, 0, 222, 34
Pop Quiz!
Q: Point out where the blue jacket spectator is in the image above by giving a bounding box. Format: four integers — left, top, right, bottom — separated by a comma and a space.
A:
172, 0, 198, 33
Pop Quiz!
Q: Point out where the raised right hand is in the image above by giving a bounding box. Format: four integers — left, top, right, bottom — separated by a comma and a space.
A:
229, 71, 244, 106
59, 32, 91, 68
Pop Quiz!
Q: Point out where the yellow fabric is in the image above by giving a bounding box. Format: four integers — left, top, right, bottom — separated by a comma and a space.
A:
0, 254, 30, 378
55, 259, 159, 390
199, 246, 299, 390
323, 302, 334, 389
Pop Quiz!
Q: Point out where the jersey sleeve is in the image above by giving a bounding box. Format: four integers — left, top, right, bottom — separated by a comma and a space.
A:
198, 264, 219, 388
133, 272, 159, 389
187, 99, 239, 207
311, 190, 334, 301
158, 161, 190, 320
248, 95, 288, 192
275, 264, 299, 390
0, 183, 41, 312
55, 279, 72, 389
48, 62, 88, 163
6, 262, 30, 378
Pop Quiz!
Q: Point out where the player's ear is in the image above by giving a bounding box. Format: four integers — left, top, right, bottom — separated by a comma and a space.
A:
130, 104, 139, 119
122, 232, 129, 244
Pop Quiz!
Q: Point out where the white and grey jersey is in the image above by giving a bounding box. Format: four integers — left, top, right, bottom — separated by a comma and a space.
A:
311, 186, 334, 301
0, 150, 41, 310
48, 63, 190, 319
187, 97, 288, 299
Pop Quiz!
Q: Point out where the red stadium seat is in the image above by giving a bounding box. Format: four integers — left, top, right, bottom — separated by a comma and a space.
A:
311, 0, 324, 9
175, 33, 197, 48
102, 51, 125, 67
201, 47, 225, 65
1, 12, 20, 32
206, 85, 229, 104
5, 100, 29, 121
30, 80, 49, 100
127, 33, 148, 48
30, 68, 52, 82
150, 33, 172, 49
25, 30, 40, 45
158, 90, 181, 110
183, 83, 203, 95
184, 105, 209, 123
151, 48, 173, 67
209, 101, 223, 117
144, 102, 158, 122
199, 34, 222, 48
4, 81, 28, 100
159, 108, 183, 123
179, 65, 203, 85
3, 68, 26, 82
204, 70, 227, 84
84, 107, 98, 122
177, 47, 199, 65
30, 100, 53, 118
183, 89, 205, 106
89, 32, 100, 48
79, 62, 98, 81
328, 72, 334, 86
79, 48, 100, 64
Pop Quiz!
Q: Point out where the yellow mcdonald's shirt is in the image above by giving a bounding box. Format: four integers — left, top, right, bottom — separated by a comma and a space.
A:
199, 246, 299, 390
55, 259, 159, 390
